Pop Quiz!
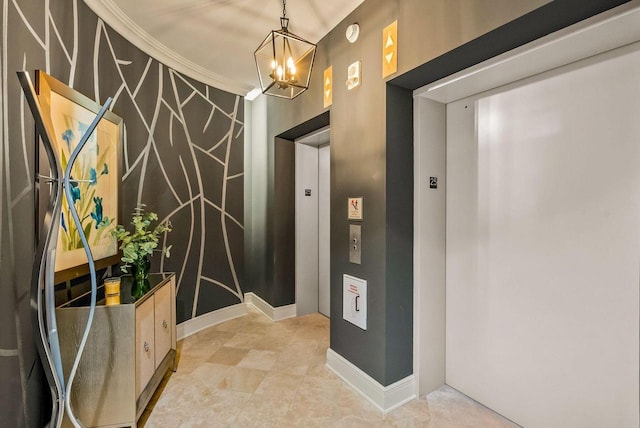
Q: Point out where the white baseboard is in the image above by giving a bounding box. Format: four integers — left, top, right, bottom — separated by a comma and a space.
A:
176, 294, 297, 340
326, 348, 416, 413
177, 303, 248, 340
244, 292, 297, 321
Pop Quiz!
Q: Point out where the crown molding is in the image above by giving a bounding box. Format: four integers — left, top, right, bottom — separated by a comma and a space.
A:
83, 0, 253, 96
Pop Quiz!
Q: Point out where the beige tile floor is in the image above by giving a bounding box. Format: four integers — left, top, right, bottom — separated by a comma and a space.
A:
141, 307, 519, 427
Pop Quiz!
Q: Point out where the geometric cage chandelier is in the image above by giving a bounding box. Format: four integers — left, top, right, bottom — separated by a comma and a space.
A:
254, 0, 317, 99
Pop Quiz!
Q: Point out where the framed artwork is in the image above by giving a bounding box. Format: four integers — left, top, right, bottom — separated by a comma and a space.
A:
35, 71, 123, 283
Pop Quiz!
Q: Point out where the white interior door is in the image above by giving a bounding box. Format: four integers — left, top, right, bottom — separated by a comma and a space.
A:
295, 143, 319, 316
295, 129, 330, 317
445, 43, 640, 428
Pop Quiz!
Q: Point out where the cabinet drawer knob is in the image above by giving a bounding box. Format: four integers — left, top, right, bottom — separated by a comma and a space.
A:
143, 342, 150, 353
162, 320, 168, 329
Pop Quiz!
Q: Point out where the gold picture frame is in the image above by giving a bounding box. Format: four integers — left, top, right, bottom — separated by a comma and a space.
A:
35, 70, 123, 283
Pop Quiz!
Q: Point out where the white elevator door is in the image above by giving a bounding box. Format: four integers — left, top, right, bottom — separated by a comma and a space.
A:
295, 130, 330, 318
445, 43, 640, 427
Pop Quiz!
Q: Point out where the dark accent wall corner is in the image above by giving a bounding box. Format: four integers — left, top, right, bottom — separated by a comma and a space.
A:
271, 137, 295, 307
384, 83, 414, 384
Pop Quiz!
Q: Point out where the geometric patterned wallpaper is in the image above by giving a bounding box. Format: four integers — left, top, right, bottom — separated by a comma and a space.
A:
0, 0, 244, 425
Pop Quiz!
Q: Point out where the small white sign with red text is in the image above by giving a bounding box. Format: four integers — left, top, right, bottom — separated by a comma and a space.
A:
348, 197, 363, 220
343, 274, 367, 330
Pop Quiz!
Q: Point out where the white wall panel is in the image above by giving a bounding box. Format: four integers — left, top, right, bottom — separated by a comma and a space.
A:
318, 145, 331, 317
413, 97, 446, 396
446, 44, 640, 428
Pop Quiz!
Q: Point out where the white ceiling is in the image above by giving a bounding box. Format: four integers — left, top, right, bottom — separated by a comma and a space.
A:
86, 0, 364, 96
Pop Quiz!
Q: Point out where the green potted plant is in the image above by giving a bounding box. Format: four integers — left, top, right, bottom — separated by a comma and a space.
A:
111, 204, 172, 296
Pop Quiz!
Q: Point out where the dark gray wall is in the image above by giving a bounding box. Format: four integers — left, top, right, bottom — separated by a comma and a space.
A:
271, 137, 295, 306
0, 0, 244, 425
247, 0, 629, 387
384, 84, 414, 383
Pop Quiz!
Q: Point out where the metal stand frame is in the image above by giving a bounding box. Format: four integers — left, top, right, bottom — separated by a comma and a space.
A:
18, 71, 112, 428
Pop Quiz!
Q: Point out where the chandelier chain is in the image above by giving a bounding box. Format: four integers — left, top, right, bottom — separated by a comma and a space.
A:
282, 0, 286, 18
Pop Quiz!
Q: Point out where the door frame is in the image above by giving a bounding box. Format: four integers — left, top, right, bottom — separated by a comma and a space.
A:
295, 126, 331, 316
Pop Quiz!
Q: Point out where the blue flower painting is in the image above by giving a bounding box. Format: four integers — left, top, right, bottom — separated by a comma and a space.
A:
57, 117, 115, 254
43, 74, 121, 274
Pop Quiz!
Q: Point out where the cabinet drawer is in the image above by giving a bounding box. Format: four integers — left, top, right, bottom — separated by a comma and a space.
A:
135, 296, 155, 398
154, 282, 172, 368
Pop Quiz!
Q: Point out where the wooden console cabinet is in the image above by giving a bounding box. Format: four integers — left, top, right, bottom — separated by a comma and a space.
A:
57, 273, 177, 428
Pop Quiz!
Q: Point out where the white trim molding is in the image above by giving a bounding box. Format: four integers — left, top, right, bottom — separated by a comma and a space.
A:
177, 303, 247, 340
244, 292, 297, 321
326, 349, 416, 413
82, 0, 253, 96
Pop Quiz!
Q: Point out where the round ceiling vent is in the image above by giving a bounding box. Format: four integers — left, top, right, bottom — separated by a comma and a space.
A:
346, 23, 360, 44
